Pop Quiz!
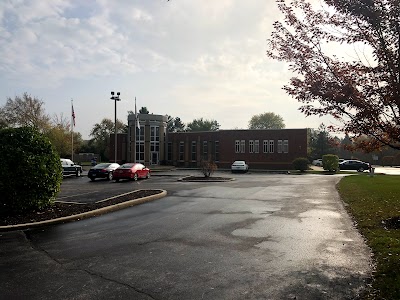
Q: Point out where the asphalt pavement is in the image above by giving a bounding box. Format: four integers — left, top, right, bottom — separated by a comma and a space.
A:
0, 171, 374, 299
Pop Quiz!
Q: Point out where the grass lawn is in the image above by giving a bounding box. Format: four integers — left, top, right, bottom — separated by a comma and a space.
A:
337, 174, 400, 299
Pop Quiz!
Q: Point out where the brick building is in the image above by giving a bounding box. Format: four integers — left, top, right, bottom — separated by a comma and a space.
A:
167, 129, 307, 170
110, 113, 308, 169
110, 113, 168, 164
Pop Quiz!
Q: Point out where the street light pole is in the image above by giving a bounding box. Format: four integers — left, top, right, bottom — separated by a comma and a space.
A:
110, 91, 121, 163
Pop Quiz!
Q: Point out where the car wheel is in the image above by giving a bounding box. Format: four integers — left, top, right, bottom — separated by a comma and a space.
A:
107, 172, 113, 181
90, 177, 95, 181
146, 172, 150, 179
76, 170, 81, 177
358, 167, 365, 172
115, 179, 120, 182
133, 173, 138, 181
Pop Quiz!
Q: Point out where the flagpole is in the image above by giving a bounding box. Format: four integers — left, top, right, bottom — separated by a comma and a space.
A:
135, 97, 137, 163
71, 99, 74, 161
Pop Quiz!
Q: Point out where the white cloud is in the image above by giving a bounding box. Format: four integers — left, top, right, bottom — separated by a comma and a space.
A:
0, 0, 336, 139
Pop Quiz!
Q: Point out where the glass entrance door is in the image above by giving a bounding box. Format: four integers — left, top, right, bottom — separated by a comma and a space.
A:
151, 152, 158, 165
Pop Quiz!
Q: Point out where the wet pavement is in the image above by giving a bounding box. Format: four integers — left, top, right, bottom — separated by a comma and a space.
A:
0, 172, 373, 299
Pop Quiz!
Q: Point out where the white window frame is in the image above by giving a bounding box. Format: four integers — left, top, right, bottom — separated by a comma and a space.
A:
235, 140, 240, 153
263, 140, 268, 153
269, 140, 274, 153
249, 140, 254, 153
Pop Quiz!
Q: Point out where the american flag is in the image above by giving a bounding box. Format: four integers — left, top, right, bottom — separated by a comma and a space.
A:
72, 103, 76, 127
135, 97, 140, 129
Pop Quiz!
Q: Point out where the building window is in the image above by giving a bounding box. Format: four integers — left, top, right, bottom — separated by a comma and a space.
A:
269, 140, 274, 153
150, 126, 160, 158
240, 140, 245, 153
167, 142, 172, 161
191, 141, 196, 161
179, 142, 184, 161
255, 140, 259, 153
215, 141, 219, 162
136, 142, 144, 162
203, 141, 208, 160
249, 140, 254, 153
263, 140, 268, 153
235, 140, 240, 153
150, 126, 160, 142
277, 140, 283, 153
136, 125, 145, 141
283, 140, 289, 153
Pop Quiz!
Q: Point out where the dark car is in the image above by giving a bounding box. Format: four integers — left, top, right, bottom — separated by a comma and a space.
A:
339, 160, 370, 172
88, 163, 120, 181
61, 158, 83, 177
113, 163, 150, 182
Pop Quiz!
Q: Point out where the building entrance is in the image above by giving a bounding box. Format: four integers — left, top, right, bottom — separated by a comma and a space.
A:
151, 152, 159, 165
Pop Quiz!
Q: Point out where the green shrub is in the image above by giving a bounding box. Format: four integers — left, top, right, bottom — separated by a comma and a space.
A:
0, 127, 62, 214
322, 154, 339, 172
292, 157, 309, 172
200, 160, 217, 177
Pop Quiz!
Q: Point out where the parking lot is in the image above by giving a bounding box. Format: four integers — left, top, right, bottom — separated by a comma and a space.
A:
0, 171, 374, 299
58, 170, 200, 204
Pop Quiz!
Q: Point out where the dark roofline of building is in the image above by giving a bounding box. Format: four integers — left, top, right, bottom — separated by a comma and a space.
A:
169, 128, 308, 134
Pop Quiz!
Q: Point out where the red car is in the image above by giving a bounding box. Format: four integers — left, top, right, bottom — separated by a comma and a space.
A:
113, 163, 150, 182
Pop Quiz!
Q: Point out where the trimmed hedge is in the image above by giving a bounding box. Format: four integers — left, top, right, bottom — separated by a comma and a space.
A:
322, 154, 339, 172
0, 127, 62, 214
292, 157, 309, 172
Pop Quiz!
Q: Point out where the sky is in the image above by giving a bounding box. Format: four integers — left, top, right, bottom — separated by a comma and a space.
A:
0, 0, 334, 139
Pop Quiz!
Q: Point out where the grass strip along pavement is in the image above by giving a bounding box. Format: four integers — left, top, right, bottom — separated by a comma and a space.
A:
337, 174, 400, 299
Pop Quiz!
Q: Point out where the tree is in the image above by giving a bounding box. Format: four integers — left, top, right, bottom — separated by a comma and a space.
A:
139, 107, 150, 114
0, 93, 50, 132
128, 107, 149, 115
43, 114, 83, 158
339, 133, 353, 159
248, 112, 285, 129
186, 118, 220, 132
200, 160, 218, 178
309, 123, 338, 158
267, 0, 400, 150
167, 115, 186, 132
0, 127, 62, 214
90, 118, 127, 161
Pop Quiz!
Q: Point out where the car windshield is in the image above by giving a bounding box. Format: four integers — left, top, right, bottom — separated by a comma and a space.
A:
94, 163, 110, 168
233, 161, 245, 165
120, 163, 135, 168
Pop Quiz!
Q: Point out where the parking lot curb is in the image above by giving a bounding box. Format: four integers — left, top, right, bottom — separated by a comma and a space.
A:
178, 175, 235, 182
0, 190, 167, 231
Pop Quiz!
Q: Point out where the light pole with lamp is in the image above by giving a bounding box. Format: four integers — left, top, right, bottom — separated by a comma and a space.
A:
110, 91, 121, 163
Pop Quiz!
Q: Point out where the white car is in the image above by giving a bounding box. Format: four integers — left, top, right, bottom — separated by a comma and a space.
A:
231, 160, 249, 173
61, 158, 83, 177
312, 159, 323, 166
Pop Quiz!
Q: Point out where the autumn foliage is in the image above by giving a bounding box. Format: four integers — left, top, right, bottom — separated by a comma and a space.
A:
268, 0, 400, 150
